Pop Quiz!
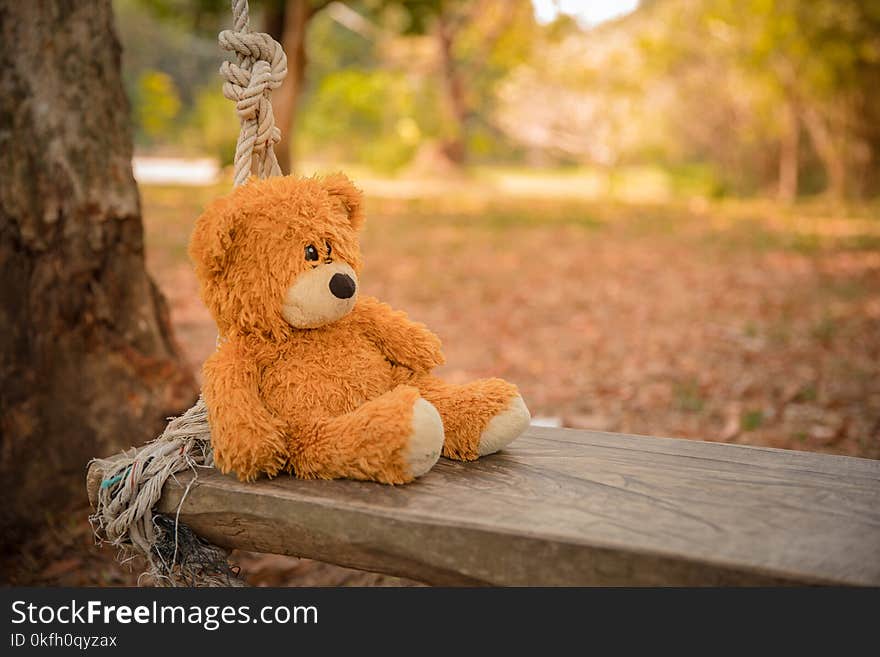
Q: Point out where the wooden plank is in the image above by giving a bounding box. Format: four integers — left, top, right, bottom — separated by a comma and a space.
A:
87, 426, 880, 586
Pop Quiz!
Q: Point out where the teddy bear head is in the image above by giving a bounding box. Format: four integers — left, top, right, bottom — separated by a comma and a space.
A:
189, 173, 365, 339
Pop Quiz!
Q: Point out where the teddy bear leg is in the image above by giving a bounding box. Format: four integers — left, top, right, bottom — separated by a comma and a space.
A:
289, 385, 444, 484
409, 374, 530, 461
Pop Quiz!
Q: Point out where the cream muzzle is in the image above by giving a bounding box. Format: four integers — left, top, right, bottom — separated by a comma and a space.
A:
281, 262, 358, 328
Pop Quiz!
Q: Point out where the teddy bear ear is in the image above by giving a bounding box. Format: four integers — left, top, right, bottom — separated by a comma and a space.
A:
323, 172, 365, 230
189, 197, 236, 277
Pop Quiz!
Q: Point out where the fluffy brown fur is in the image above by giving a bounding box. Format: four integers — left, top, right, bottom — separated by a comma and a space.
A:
189, 173, 529, 483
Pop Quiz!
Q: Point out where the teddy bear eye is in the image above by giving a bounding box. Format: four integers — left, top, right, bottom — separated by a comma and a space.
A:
326, 242, 332, 256
304, 244, 319, 261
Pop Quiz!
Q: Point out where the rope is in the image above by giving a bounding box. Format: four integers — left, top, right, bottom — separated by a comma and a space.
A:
89, 400, 240, 587
219, 2, 287, 186
89, 0, 287, 587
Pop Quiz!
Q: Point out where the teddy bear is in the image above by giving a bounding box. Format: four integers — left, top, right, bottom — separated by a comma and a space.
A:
188, 173, 530, 484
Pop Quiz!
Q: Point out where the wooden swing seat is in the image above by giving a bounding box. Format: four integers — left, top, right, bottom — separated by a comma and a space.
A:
86, 425, 880, 586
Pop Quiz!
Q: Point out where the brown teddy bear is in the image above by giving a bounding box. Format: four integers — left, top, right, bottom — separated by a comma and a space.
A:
189, 173, 530, 483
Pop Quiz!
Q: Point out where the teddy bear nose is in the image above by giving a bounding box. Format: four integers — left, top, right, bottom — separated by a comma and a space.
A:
329, 273, 356, 299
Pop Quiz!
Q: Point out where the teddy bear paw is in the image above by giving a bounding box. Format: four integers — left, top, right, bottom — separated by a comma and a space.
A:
478, 394, 531, 457
404, 398, 444, 477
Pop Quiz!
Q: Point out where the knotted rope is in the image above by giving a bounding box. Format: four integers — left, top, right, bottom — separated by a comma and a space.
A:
89, 0, 286, 587
219, 0, 287, 185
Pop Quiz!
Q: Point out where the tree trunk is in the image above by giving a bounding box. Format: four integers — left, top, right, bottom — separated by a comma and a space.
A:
436, 11, 468, 165
268, 0, 310, 175
0, 1, 197, 542
777, 97, 800, 203
801, 104, 846, 199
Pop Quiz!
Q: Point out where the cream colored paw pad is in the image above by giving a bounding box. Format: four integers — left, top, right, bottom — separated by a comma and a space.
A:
478, 395, 530, 456
405, 398, 444, 477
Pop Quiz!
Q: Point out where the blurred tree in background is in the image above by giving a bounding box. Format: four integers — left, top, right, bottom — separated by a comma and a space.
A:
299, 0, 536, 170
116, 0, 880, 198
394, 0, 537, 165
641, 0, 880, 199
498, 0, 880, 198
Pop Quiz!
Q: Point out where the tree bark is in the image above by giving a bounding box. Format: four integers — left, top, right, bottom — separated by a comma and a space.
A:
0, 1, 197, 542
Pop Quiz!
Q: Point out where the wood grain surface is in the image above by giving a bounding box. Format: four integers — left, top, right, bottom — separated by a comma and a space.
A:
87, 426, 880, 586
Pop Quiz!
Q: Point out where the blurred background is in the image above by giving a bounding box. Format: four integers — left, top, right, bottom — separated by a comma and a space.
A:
5, 0, 879, 585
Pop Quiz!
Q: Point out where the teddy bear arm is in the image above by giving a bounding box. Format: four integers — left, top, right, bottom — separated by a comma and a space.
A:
354, 296, 445, 372
203, 347, 289, 482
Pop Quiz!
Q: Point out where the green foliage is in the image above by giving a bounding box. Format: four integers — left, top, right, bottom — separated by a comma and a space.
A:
305, 6, 380, 75
117, 0, 222, 146
134, 70, 182, 142
181, 85, 239, 165
300, 69, 423, 170
668, 164, 728, 199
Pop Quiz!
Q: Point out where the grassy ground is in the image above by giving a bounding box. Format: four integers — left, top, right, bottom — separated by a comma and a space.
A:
9, 174, 877, 586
